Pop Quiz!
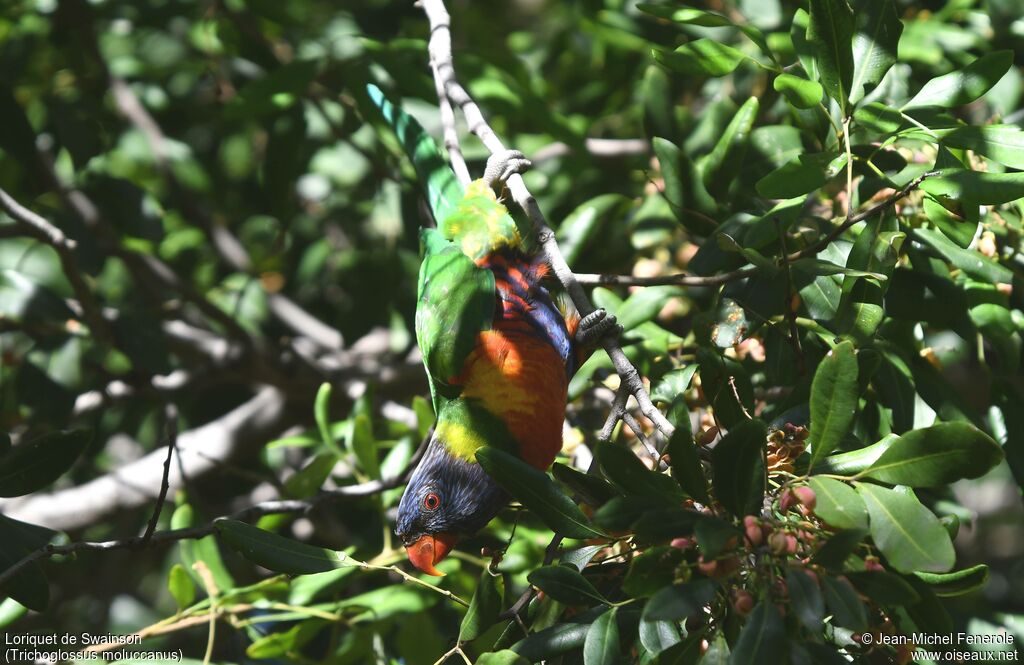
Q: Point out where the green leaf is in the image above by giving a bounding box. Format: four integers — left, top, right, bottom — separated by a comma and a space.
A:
477, 651, 531, 665
460, 569, 503, 641
710, 418, 767, 516
0, 429, 91, 497
216, 519, 351, 575
283, 452, 336, 498
348, 414, 381, 479
854, 102, 903, 133
655, 40, 746, 78
617, 286, 683, 332
596, 441, 683, 502
528, 565, 607, 606
642, 579, 717, 621
920, 169, 1024, 207
729, 601, 785, 665
314, 382, 337, 451
807, 0, 855, 113
811, 529, 867, 570
786, 567, 824, 634
652, 137, 716, 236
822, 576, 868, 631
849, 0, 902, 104
694, 515, 741, 560
854, 483, 955, 573
0, 598, 27, 629
551, 462, 620, 506
652, 365, 699, 404
167, 564, 196, 610
773, 74, 824, 109
667, 426, 709, 504
624, 546, 686, 598
812, 434, 897, 475
807, 477, 868, 531
846, 571, 920, 605
476, 448, 605, 539
701, 97, 759, 195
914, 564, 989, 597
171, 503, 235, 593
903, 51, 1013, 110
932, 125, 1024, 170
913, 227, 1012, 284
412, 395, 434, 440
790, 259, 885, 281
639, 616, 681, 656
0, 515, 57, 611
583, 607, 621, 665
755, 152, 838, 199
809, 341, 858, 466
860, 422, 1003, 486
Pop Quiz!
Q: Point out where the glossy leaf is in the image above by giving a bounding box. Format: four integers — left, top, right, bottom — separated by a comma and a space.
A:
729, 601, 785, 665
914, 564, 989, 597
807, 0, 855, 113
849, 0, 902, 104
854, 483, 955, 573
710, 418, 767, 516
528, 565, 607, 606
809, 341, 858, 466
583, 607, 621, 665
595, 441, 684, 501
846, 571, 920, 605
639, 616, 681, 656
786, 567, 825, 634
477, 652, 531, 665
216, 519, 351, 575
667, 426, 709, 503
903, 51, 1013, 110
651, 365, 699, 404
860, 422, 1003, 486
822, 576, 868, 631
460, 570, 503, 641
168, 564, 196, 610
477, 448, 605, 539
774, 74, 824, 109
0, 429, 91, 497
642, 579, 717, 621
655, 40, 746, 78
807, 477, 868, 531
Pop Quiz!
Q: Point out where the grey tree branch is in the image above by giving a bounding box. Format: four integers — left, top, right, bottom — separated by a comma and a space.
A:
0, 428, 430, 591
0, 387, 291, 531
532, 138, 650, 162
420, 0, 676, 440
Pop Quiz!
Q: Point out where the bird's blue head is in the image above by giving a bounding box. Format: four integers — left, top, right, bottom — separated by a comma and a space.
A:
395, 435, 508, 575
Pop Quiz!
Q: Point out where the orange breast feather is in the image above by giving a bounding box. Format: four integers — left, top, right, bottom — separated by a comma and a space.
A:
458, 329, 568, 469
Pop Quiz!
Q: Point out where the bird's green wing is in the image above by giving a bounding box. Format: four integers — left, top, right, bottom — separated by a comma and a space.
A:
366, 84, 463, 224
416, 228, 495, 410
367, 84, 498, 410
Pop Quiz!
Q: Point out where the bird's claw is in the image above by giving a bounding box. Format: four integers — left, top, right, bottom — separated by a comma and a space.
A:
575, 308, 622, 347
483, 149, 531, 192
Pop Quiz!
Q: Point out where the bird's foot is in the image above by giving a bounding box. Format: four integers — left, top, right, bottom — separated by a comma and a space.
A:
575, 308, 623, 347
482, 149, 531, 193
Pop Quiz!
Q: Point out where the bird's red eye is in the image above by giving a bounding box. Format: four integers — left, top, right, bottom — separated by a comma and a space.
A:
423, 492, 441, 511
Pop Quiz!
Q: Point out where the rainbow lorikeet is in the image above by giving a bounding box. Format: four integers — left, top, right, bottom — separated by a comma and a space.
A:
368, 85, 616, 576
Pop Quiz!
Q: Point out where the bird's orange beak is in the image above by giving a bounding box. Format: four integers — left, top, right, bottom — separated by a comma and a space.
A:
405, 532, 458, 576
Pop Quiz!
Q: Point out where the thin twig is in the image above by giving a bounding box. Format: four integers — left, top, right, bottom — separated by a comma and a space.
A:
420, 0, 675, 439
141, 404, 179, 544
787, 170, 937, 262
0, 187, 114, 345
574, 171, 938, 288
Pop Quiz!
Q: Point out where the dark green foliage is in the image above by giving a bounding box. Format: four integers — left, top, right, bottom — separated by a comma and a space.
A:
0, 0, 1022, 663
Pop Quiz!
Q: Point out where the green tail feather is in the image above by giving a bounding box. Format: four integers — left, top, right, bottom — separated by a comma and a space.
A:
366, 84, 462, 225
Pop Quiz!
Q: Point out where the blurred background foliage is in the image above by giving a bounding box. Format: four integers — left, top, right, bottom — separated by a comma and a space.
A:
1, 0, 1024, 663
